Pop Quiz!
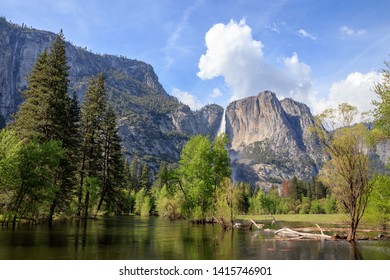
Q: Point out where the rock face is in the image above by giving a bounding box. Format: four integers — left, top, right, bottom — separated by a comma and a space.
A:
225, 91, 325, 187
0, 18, 222, 175
1, 18, 388, 184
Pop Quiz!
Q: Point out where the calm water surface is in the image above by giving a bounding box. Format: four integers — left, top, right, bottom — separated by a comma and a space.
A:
0, 216, 389, 260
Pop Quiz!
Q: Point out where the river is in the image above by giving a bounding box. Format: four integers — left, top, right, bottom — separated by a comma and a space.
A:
0, 216, 389, 260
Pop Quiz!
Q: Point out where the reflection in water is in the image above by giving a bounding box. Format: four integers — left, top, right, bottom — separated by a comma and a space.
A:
350, 241, 363, 260
0, 216, 389, 260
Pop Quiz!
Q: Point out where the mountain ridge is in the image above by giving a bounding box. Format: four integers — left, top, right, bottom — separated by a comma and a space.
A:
0, 17, 223, 175
1, 18, 388, 186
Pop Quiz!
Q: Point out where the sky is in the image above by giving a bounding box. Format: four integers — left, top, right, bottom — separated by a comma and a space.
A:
1, 0, 390, 116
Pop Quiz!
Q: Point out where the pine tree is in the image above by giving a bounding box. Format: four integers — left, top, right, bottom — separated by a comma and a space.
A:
45, 32, 77, 222
12, 31, 78, 222
140, 163, 150, 190
154, 162, 168, 189
13, 49, 52, 140
96, 106, 125, 214
78, 73, 106, 218
130, 155, 140, 190
289, 176, 299, 201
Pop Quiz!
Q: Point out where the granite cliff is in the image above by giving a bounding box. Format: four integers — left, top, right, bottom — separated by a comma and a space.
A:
225, 91, 326, 187
0, 17, 223, 174
1, 18, 388, 185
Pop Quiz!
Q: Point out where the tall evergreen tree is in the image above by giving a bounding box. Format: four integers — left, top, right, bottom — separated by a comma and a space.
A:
154, 162, 168, 189
130, 155, 140, 190
96, 106, 125, 214
12, 31, 78, 222
13, 49, 51, 140
79, 73, 106, 218
140, 163, 150, 190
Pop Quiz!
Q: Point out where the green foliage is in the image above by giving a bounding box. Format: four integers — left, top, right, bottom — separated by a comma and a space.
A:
248, 190, 263, 215
276, 198, 296, 214
177, 134, 231, 222
0, 129, 64, 225
214, 178, 236, 229
324, 196, 337, 214
140, 163, 150, 190
373, 58, 390, 136
154, 184, 182, 220
83, 177, 100, 215
140, 196, 152, 217
234, 182, 251, 214
0, 130, 23, 192
248, 187, 280, 215
316, 104, 373, 241
11, 32, 79, 222
0, 114, 5, 130
259, 187, 280, 215
309, 199, 323, 214
297, 197, 311, 214
134, 188, 153, 216
1, 33, 128, 223
98, 105, 125, 214
365, 174, 390, 229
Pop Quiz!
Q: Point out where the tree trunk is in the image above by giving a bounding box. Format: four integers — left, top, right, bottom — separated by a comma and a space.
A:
83, 190, 90, 219
77, 143, 87, 218
96, 188, 107, 215
348, 221, 357, 241
47, 201, 56, 224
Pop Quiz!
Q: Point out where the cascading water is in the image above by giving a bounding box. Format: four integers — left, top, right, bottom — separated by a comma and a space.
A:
217, 109, 226, 135
217, 109, 237, 181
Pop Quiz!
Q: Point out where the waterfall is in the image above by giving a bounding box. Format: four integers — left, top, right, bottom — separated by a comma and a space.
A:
217, 109, 226, 135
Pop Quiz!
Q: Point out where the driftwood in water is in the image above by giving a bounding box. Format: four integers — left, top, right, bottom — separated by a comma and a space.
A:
274, 224, 332, 240
233, 219, 264, 230
249, 219, 264, 230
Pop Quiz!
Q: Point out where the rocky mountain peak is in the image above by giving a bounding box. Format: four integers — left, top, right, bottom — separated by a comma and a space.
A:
225, 91, 325, 187
2, 18, 387, 186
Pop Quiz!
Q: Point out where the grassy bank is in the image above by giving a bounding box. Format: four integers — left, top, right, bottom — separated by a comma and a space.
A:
238, 214, 348, 225
237, 214, 389, 230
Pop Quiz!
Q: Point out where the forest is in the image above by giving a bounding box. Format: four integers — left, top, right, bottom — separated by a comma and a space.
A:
0, 32, 389, 242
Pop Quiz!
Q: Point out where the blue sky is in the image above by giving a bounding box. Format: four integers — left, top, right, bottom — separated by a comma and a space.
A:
1, 0, 389, 115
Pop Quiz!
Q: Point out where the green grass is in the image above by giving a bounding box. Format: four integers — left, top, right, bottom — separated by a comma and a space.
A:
238, 214, 348, 224
237, 214, 387, 230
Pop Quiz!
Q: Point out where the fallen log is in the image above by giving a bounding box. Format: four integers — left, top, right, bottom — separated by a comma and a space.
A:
233, 219, 264, 230
250, 219, 264, 230
274, 226, 332, 240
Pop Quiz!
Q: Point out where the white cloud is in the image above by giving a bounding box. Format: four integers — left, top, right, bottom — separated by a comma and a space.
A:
197, 19, 380, 123
308, 72, 382, 121
298, 29, 317, 40
171, 88, 203, 110
197, 19, 314, 103
340, 25, 366, 37
328, 72, 380, 112
210, 88, 223, 98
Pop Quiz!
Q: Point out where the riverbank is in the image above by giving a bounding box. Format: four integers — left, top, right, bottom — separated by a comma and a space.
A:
237, 214, 389, 240
238, 214, 347, 224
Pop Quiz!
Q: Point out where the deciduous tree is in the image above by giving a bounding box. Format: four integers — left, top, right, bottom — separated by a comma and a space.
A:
373, 58, 390, 137
315, 103, 374, 241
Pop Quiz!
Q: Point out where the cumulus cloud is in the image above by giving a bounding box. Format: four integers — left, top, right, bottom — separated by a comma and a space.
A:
197, 19, 314, 102
197, 19, 380, 122
210, 88, 223, 98
171, 88, 203, 110
340, 25, 366, 37
298, 29, 317, 40
313, 72, 381, 115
